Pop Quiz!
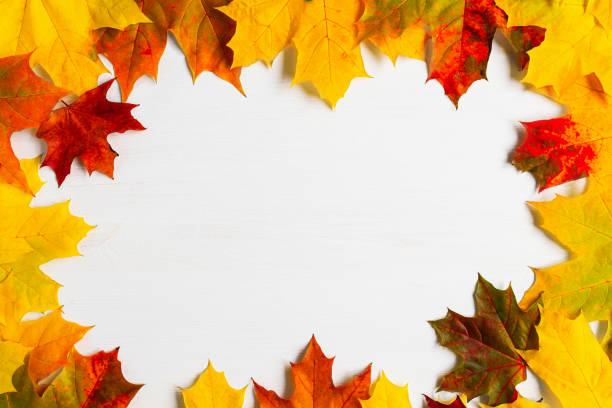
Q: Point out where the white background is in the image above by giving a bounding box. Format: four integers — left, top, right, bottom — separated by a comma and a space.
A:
13, 35, 573, 407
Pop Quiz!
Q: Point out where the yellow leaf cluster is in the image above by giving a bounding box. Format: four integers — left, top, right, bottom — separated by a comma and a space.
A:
0, 157, 93, 393
496, 0, 612, 96
223, 0, 370, 107
0, 0, 150, 94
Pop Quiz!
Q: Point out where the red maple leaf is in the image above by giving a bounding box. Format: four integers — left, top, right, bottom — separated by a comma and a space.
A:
428, 0, 544, 106
36, 79, 145, 185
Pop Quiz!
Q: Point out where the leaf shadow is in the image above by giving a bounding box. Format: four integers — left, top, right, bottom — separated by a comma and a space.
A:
505, 122, 526, 167
281, 340, 309, 398
279, 47, 331, 108
528, 367, 562, 408
493, 32, 527, 84
175, 389, 186, 408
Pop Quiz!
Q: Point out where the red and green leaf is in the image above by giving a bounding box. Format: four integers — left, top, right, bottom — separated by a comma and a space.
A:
429, 275, 539, 405
513, 116, 596, 191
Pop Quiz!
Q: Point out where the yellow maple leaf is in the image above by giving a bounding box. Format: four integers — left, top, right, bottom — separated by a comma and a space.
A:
0, 340, 30, 394
0, 0, 149, 94
521, 175, 612, 321
219, 0, 305, 68
360, 372, 412, 408
496, 0, 612, 95
181, 361, 246, 408
0, 157, 93, 268
356, 0, 426, 64
0, 157, 92, 325
292, 0, 369, 107
1, 308, 91, 394
519, 307, 612, 407
86, 0, 151, 29
368, 24, 427, 65
0, 255, 61, 330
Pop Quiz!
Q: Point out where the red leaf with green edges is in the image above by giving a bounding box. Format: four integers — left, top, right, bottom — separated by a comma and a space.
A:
513, 116, 594, 192
510, 74, 612, 190
427, 0, 544, 106
357, 0, 545, 106
36, 79, 145, 186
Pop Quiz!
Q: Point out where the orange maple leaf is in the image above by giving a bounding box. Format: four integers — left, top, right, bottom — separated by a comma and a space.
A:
95, 0, 171, 101
254, 336, 372, 408
160, 0, 244, 93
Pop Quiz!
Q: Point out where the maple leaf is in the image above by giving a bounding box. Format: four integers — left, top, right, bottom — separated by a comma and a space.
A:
519, 307, 612, 407
429, 275, 539, 405
0, 158, 90, 391
0, 0, 150, 94
480, 395, 549, 408
291, 0, 369, 108
496, 0, 612, 95
0, 157, 93, 275
512, 74, 612, 190
521, 175, 612, 321
360, 372, 411, 408
354, 0, 428, 65
0, 54, 67, 193
424, 395, 467, 408
181, 361, 246, 408
95, 0, 171, 101
0, 255, 61, 330
36, 79, 145, 186
0, 348, 143, 407
254, 336, 372, 408
1, 309, 91, 395
218, 0, 305, 68
357, 0, 544, 106
159, 0, 244, 93
0, 157, 91, 325
368, 23, 428, 65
